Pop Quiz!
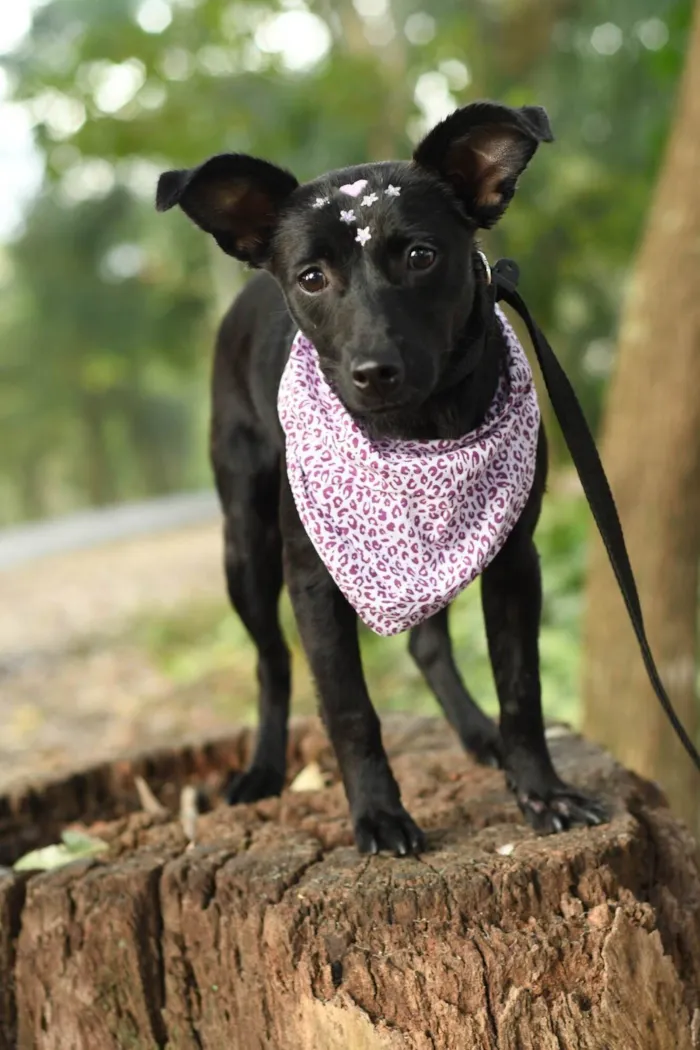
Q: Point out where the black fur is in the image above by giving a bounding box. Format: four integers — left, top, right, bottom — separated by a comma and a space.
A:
158, 101, 605, 854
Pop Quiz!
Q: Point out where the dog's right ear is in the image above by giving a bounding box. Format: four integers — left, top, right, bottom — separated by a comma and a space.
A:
156, 154, 299, 265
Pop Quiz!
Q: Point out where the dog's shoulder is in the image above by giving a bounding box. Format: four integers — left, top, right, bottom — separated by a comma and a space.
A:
213, 271, 295, 444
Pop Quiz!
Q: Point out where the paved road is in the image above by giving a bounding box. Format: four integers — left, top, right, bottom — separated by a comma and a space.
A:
0, 490, 220, 571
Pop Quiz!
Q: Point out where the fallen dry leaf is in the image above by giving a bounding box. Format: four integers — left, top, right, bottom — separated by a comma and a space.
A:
180, 785, 199, 843
134, 775, 169, 817
289, 761, 326, 793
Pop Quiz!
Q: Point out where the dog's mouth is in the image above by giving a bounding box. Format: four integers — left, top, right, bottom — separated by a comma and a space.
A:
347, 383, 429, 413
345, 389, 435, 428
361, 399, 418, 416
361, 398, 409, 414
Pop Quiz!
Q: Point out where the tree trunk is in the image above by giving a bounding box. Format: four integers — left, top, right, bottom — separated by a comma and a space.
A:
2, 716, 699, 1050
581, 0, 700, 831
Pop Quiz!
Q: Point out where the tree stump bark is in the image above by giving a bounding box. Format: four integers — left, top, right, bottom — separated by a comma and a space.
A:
1, 716, 699, 1050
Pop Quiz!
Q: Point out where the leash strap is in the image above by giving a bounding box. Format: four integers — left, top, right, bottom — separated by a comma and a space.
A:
491, 258, 700, 772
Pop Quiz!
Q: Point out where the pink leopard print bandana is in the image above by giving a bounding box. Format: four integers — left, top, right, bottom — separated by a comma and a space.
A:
278, 307, 540, 637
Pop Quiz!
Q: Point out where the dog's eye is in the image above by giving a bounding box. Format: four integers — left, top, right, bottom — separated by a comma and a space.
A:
298, 268, 328, 294
407, 246, 436, 271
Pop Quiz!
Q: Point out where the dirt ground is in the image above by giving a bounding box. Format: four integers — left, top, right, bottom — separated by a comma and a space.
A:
0, 521, 255, 792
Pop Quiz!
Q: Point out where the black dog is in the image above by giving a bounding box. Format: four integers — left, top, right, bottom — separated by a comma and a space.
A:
157, 101, 605, 855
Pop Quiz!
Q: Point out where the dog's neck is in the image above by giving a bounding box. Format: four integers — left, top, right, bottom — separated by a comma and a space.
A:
355, 281, 502, 443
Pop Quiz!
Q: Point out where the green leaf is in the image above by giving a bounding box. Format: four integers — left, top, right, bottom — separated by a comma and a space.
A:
13, 831, 108, 871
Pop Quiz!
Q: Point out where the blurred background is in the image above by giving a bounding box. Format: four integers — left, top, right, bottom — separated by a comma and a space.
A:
1, 0, 698, 829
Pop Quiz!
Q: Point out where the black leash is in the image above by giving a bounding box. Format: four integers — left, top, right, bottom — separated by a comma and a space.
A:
491, 257, 700, 773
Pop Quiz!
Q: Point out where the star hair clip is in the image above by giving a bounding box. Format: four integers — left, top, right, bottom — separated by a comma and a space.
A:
313, 179, 402, 249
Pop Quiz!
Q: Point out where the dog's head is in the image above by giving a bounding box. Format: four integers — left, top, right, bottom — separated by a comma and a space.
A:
157, 102, 552, 417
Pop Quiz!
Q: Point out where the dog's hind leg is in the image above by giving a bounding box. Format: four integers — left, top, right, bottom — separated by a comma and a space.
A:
409, 607, 502, 767
215, 435, 291, 805
480, 432, 607, 832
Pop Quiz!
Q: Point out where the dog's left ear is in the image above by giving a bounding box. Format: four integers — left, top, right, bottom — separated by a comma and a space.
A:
413, 101, 553, 228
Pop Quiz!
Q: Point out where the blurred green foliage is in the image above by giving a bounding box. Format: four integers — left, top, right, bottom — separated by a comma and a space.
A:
0, 0, 693, 524
133, 488, 588, 726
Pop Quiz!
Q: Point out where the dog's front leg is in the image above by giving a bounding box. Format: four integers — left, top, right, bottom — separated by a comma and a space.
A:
481, 513, 607, 833
281, 482, 425, 855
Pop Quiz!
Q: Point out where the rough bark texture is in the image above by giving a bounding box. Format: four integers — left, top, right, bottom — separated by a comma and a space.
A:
582, 0, 700, 831
1, 716, 699, 1050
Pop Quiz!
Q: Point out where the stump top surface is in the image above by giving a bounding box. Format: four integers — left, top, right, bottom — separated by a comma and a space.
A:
1, 717, 699, 1050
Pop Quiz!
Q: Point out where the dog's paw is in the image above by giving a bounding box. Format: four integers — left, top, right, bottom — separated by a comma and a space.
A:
517, 782, 608, 835
225, 765, 285, 806
353, 806, 426, 856
464, 724, 503, 769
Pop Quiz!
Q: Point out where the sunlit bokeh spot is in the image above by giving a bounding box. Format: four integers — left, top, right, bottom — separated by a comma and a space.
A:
414, 71, 456, 128
60, 158, 116, 203
636, 18, 669, 51
590, 23, 623, 56
254, 10, 331, 72
101, 243, 147, 282
135, 0, 173, 35
404, 12, 435, 46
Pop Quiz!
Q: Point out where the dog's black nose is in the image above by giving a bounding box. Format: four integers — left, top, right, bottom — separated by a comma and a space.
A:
350, 359, 404, 395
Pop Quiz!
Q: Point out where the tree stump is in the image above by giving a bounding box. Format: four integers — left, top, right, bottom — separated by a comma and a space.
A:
1, 716, 699, 1050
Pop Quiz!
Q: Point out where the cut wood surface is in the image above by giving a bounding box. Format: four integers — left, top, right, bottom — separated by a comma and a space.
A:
1, 716, 699, 1050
